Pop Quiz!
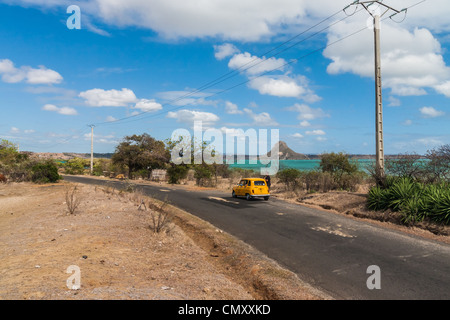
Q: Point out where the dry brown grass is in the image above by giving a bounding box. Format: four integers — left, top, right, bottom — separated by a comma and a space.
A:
64, 184, 82, 215
0, 181, 328, 300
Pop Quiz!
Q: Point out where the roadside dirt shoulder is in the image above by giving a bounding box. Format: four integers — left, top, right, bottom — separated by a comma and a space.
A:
0, 182, 327, 300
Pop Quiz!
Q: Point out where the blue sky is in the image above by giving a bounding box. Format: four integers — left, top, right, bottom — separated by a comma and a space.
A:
0, 0, 449, 155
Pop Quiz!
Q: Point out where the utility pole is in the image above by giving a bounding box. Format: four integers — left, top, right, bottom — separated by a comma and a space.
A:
89, 125, 95, 175
345, 1, 406, 183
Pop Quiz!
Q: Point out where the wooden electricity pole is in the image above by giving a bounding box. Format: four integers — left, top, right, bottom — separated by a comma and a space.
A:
374, 13, 384, 182
345, 1, 406, 183
89, 125, 95, 175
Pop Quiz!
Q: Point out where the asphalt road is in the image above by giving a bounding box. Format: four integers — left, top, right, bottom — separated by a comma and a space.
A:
64, 175, 450, 300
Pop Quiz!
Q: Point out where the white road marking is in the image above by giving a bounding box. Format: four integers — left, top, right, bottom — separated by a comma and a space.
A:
159, 189, 171, 192
311, 226, 356, 238
208, 196, 240, 205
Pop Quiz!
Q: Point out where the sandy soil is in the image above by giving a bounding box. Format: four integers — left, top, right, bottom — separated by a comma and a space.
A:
0, 182, 325, 300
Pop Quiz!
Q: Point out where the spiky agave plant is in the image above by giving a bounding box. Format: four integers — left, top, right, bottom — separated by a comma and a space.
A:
367, 186, 390, 211
387, 178, 420, 212
427, 184, 450, 224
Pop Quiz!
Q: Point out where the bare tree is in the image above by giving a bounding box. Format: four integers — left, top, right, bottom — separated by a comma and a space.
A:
425, 145, 450, 183
385, 153, 425, 181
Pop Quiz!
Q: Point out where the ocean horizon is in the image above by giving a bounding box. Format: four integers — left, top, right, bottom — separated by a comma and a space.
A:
229, 159, 375, 173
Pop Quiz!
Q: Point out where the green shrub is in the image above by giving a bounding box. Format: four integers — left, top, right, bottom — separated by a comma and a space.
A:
301, 170, 333, 193
167, 164, 189, 184
31, 161, 61, 183
337, 171, 365, 192
64, 158, 87, 175
320, 152, 358, 177
193, 164, 213, 186
229, 168, 259, 179
276, 168, 302, 189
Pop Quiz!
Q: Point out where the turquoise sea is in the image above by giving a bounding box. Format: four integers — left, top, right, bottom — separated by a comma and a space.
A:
229, 159, 376, 173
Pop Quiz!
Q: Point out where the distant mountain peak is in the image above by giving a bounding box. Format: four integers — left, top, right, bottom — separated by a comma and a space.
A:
268, 141, 309, 160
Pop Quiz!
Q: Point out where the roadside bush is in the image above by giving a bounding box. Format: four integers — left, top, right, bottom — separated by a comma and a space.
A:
167, 164, 189, 184
229, 168, 260, 179
193, 164, 213, 187
0, 139, 34, 182
64, 158, 87, 175
276, 168, 302, 190
0, 161, 33, 182
93, 159, 110, 177
337, 171, 365, 192
319, 152, 359, 179
302, 170, 334, 193
211, 163, 231, 179
31, 161, 61, 183
319, 152, 363, 191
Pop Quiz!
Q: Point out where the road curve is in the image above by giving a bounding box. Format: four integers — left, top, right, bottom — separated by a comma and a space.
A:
64, 175, 450, 300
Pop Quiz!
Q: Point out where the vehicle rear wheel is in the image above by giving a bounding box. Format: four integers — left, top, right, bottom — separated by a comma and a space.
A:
245, 193, 252, 201
264, 196, 269, 201
232, 191, 237, 198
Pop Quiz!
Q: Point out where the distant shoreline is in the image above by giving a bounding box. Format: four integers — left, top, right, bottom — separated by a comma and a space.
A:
26, 152, 425, 161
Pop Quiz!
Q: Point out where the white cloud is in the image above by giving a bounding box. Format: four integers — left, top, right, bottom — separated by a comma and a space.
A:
83, 132, 118, 144
167, 109, 220, 128
299, 120, 311, 127
324, 22, 450, 97
420, 106, 445, 118
10, 127, 20, 134
224, 101, 243, 115
434, 81, 450, 97
402, 119, 413, 126
157, 90, 218, 107
0, 59, 16, 73
387, 96, 401, 107
228, 52, 286, 75
249, 76, 309, 99
88, 0, 314, 41
243, 108, 278, 126
0, 59, 63, 85
9, 0, 450, 43
42, 104, 78, 115
219, 47, 320, 102
214, 43, 239, 60
306, 129, 326, 136
134, 99, 163, 112
26, 67, 63, 85
79, 88, 138, 107
287, 103, 329, 121
105, 115, 117, 122
292, 133, 304, 138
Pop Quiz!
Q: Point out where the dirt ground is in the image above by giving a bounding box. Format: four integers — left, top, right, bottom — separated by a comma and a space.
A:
0, 182, 326, 300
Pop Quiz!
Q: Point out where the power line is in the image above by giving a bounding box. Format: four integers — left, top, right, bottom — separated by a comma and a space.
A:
93, 18, 374, 127
91, 5, 362, 127
15, 0, 426, 152
93, 0, 425, 129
